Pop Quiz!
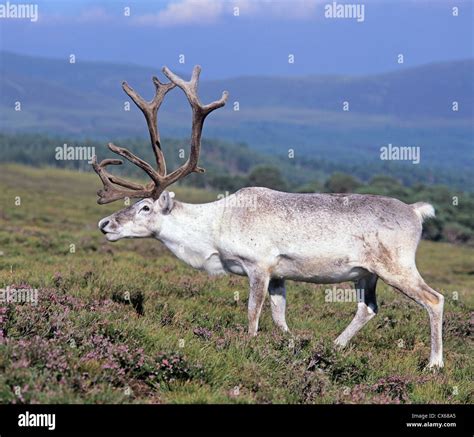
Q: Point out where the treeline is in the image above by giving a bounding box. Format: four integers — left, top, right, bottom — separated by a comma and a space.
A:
1, 133, 473, 244
1, 133, 472, 189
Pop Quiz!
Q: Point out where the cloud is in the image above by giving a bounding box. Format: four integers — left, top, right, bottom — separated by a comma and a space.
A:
133, 0, 224, 26
77, 7, 111, 23
239, 0, 321, 20
132, 0, 323, 27
37, 6, 113, 25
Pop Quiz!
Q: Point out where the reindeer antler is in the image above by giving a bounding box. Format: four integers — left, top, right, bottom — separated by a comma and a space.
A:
92, 66, 228, 204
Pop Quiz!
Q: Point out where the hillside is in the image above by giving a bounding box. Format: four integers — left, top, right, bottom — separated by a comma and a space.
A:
1, 51, 472, 175
0, 165, 472, 404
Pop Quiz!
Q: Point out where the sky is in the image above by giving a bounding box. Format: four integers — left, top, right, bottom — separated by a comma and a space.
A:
0, 0, 473, 78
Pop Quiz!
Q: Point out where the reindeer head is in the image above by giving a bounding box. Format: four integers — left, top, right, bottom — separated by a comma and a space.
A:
98, 192, 176, 241
92, 66, 228, 241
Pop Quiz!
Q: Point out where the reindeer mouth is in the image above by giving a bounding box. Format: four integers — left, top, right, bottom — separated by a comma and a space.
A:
99, 219, 120, 240
104, 232, 121, 242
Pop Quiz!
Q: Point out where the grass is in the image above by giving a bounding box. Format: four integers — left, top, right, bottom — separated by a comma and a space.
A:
0, 164, 472, 404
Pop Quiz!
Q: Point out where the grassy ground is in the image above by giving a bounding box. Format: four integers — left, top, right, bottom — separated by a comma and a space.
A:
0, 164, 472, 404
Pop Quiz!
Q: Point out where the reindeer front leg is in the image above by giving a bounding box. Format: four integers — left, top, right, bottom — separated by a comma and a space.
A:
247, 270, 270, 336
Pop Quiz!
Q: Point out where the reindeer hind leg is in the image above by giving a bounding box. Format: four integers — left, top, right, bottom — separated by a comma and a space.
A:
268, 278, 289, 332
334, 273, 378, 348
375, 265, 444, 368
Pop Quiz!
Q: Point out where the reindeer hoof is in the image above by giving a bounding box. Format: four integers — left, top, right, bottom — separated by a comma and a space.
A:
425, 360, 444, 371
334, 337, 348, 349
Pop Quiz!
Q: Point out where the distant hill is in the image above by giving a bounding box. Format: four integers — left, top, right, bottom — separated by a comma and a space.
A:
1, 51, 473, 178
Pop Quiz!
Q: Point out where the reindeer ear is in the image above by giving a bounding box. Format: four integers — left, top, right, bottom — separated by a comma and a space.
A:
158, 191, 174, 214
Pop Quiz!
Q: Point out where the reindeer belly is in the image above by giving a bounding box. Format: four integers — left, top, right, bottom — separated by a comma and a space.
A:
272, 254, 367, 283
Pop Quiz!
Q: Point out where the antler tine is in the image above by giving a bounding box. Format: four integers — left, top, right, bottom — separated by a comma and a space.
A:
91, 156, 152, 204
92, 139, 165, 204
122, 77, 175, 176
160, 65, 229, 187
162, 65, 229, 115
106, 142, 160, 183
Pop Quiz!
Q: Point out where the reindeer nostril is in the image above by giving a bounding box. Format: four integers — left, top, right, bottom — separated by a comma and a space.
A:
100, 220, 110, 234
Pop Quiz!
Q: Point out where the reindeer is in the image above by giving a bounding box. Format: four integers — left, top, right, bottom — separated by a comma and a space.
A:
92, 66, 444, 369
